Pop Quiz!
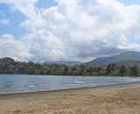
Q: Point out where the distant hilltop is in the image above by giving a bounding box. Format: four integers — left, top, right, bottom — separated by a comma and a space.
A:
84, 51, 140, 67
44, 61, 82, 66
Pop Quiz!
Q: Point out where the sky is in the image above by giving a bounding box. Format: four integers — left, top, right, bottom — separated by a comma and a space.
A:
0, 0, 140, 62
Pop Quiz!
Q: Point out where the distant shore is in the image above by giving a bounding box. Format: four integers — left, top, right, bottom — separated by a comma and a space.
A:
0, 82, 140, 114
0, 56, 140, 77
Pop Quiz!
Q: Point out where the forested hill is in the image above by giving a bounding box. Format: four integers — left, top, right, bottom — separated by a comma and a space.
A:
0, 56, 139, 76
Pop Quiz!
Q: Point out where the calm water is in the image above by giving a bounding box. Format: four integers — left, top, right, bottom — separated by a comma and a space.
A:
0, 74, 140, 93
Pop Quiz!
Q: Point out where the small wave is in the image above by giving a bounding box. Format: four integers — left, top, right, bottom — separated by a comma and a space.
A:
127, 79, 140, 82
74, 80, 84, 84
28, 85, 36, 87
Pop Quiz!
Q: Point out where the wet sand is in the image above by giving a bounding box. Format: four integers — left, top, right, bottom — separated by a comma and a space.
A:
0, 83, 140, 114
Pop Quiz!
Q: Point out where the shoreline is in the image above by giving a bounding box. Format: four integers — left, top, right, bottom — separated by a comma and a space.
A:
0, 74, 140, 77
1, 81, 140, 96
0, 81, 139, 95
0, 82, 140, 114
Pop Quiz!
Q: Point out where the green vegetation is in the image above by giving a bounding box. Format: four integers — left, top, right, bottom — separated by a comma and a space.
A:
0, 57, 139, 76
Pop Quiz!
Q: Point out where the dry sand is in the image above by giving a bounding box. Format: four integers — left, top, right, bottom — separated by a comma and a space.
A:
0, 83, 140, 114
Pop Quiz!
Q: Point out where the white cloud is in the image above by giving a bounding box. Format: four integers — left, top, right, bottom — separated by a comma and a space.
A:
0, 34, 32, 61
1, 0, 140, 62
0, 0, 38, 18
21, 30, 67, 62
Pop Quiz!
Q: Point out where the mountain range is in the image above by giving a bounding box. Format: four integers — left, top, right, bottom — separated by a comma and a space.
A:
1, 51, 140, 67
84, 51, 140, 67
44, 61, 82, 66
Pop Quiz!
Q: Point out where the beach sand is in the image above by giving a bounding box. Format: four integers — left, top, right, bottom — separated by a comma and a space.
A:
0, 83, 140, 114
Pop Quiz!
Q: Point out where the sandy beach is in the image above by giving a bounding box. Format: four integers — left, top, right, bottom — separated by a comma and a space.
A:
0, 83, 140, 114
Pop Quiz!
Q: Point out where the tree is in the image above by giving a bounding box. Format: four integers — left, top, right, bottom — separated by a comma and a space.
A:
79, 65, 85, 75
106, 64, 112, 74
129, 65, 138, 76
111, 63, 116, 71
63, 66, 69, 75
86, 67, 94, 75
119, 65, 127, 76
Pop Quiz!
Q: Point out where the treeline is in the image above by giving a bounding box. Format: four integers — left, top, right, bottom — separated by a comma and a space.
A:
105, 64, 138, 76
0, 57, 139, 76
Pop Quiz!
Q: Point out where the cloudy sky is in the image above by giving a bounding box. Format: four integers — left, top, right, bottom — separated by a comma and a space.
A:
0, 0, 140, 62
